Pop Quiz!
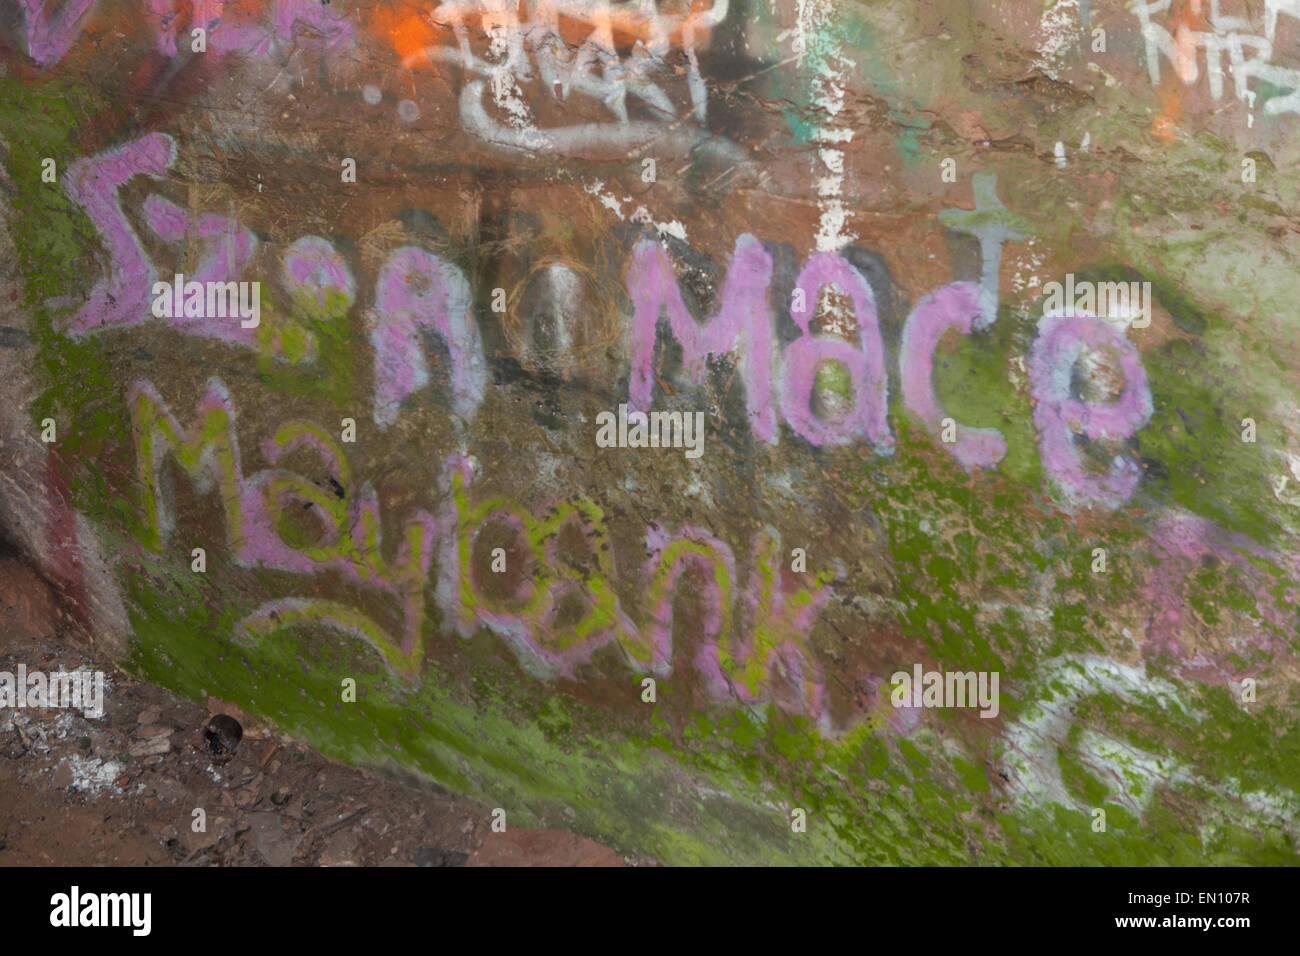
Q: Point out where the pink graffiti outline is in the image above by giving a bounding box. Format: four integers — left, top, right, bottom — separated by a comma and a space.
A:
140, 194, 259, 344
369, 246, 487, 428
282, 235, 356, 313
439, 457, 640, 680
20, 0, 98, 67
146, 0, 355, 58
1143, 511, 1299, 682
143, 0, 226, 57
1028, 311, 1152, 509
130, 378, 436, 659
642, 523, 734, 678
899, 281, 1007, 470
61, 133, 177, 337
626, 235, 777, 442
780, 252, 892, 451
695, 528, 832, 728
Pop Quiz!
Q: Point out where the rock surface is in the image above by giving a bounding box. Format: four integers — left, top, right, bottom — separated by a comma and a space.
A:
1, 0, 1298, 865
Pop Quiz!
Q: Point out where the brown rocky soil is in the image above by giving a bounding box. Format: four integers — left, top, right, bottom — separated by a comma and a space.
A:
0, 555, 634, 867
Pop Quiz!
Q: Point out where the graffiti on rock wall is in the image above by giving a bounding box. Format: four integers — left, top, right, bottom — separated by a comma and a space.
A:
141, 195, 260, 345
128, 377, 838, 725
60, 132, 1168, 511
1142, 511, 1300, 682
129, 379, 438, 670
369, 246, 486, 429
126, 368, 1300, 825
1000, 653, 1299, 839
439, 454, 639, 680
779, 251, 892, 452
626, 234, 779, 443
19, 0, 97, 67
60, 133, 487, 427
899, 282, 1007, 471
6, 0, 1300, 862
1028, 311, 1153, 511
1001, 655, 1195, 815
1131, 0, 1300, 116
398, 0, 733, 155
60, 134, 177, 336
18, 0, 355, 67
16, 0, 740, 157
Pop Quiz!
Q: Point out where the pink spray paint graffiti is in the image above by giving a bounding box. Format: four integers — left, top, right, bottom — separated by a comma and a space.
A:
1028, 311, 1153, 509
1142, 511, 1300, 683
626, 210, 1158, 503
141, 194, 259, 344
643, 523, 834, 725
626, 234, 777, 442
22, 0, 355, 69
63, 135, 1163, 515
63, 136, 480, 426
61, 133, 177, 336
781, 251, 892, 451
143, 0, 224, 58
282, 235, 355, 315
127, 377, 844, 724
438, 455, 639, 680
128, 378, 437, 671
642, 524, 735, 679
694, 526, 835, 728
368, 246, 487, 429
627, 237, 892, 451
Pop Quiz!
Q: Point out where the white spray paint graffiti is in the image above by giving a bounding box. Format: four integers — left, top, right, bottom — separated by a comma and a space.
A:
1001, 655, 1194, 815
1001, 654, 1300, 840
795, 0, 858, 254
1131, 0, 1300, 115
1032, 0, 1084, 81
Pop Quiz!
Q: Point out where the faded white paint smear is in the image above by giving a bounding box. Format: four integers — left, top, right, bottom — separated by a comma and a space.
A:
798, 0, 857, 253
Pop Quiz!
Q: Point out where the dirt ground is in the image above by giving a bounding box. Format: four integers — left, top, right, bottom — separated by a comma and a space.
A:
0, 556, 631, 867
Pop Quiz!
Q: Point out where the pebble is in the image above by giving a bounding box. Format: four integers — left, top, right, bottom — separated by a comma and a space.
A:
128, 737, 171, 757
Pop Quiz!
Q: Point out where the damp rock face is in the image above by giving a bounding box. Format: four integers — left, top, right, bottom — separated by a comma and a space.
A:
0, 0, 1298, 864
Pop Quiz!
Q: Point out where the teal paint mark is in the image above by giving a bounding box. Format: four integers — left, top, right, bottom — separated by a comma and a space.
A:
777, 10, 927, 165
